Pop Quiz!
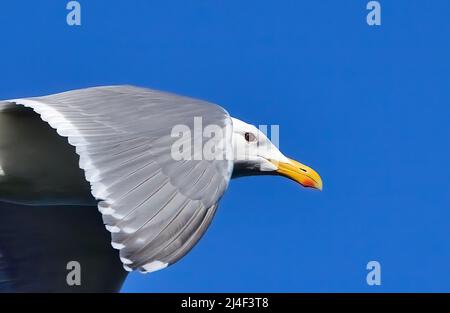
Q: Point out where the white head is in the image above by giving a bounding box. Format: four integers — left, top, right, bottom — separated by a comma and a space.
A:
230, 117, 322, 190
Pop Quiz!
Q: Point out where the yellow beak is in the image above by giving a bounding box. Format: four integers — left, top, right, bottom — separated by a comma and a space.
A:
271, 158, 323, 190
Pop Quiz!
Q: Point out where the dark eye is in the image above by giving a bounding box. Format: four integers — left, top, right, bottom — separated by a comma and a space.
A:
244, 132, 257, 142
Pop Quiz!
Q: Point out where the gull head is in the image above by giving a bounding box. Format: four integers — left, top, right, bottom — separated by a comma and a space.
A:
231, 117, 322, 190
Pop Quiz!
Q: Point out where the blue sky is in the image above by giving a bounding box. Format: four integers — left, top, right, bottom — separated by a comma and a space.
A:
1, 1, 449, 292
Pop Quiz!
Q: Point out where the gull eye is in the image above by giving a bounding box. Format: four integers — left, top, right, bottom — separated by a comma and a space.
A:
244, 132, 257, 142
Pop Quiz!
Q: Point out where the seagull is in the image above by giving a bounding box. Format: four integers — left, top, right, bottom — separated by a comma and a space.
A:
0, 86, 322, 292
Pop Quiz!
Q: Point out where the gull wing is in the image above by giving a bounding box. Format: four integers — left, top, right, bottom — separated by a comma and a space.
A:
3, 86, 233, 273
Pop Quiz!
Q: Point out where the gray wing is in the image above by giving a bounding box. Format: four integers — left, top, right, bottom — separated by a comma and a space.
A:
4, 86, 233, 273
